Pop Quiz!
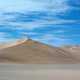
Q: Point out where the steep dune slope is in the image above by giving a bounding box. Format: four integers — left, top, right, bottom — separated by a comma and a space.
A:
0, 39, 79, 64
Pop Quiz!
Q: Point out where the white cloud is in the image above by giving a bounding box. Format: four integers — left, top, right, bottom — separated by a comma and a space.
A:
33, 34, 67, 46
6, 19, 80, 30
0, 32, 9, 37
0, 0, 72, 13
0, 0, 48, 12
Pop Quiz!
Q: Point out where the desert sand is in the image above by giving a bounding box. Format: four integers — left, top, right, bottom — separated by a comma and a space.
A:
0, 39, 80, 64
0, 64, 80, 80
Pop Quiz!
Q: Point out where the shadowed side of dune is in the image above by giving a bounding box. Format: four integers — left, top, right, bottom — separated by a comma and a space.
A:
0, 39, 79, 64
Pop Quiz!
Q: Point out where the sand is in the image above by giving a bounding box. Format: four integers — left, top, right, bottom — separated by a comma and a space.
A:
0, 39, 80, 64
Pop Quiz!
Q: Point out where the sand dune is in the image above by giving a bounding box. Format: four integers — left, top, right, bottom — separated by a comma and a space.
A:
0, 39, 27, 49
0, 39, 80, 64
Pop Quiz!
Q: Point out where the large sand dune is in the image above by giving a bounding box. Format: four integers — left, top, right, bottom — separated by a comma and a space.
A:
0, 39, 80, 64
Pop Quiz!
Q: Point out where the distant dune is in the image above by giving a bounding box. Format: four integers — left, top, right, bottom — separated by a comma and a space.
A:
0, 39, 80, 64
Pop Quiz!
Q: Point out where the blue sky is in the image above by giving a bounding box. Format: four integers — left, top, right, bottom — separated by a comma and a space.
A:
0, 0, 80, 46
